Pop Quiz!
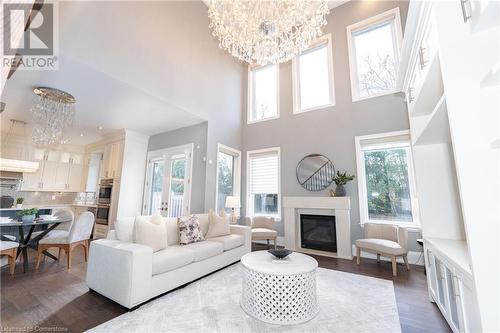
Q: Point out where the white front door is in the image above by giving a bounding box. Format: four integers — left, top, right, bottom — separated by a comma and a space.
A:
143, 144, 193, 217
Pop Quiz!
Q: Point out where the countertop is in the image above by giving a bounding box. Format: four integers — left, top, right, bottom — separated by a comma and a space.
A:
0, 204, 97, 211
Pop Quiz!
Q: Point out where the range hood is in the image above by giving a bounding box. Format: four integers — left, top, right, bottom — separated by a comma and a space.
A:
0, 158, 39, 173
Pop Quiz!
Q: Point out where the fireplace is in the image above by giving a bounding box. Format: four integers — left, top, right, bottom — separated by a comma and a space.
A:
300, 214, 337, 252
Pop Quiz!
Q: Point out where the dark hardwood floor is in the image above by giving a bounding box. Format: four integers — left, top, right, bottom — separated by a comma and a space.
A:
1, 244, 450, 332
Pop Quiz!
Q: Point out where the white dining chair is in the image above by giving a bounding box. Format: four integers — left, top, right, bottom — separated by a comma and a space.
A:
1, 240, 19, 275
36, 212, 94, 269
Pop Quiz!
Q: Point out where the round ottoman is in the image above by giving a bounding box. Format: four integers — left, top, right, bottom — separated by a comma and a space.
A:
240, 250, 318, 325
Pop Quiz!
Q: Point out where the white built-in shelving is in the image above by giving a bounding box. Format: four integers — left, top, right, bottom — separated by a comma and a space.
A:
397, 2, 490, 332
411, 94, 449, 146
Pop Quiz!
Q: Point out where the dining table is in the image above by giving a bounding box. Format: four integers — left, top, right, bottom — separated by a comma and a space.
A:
0, 217, 72, 273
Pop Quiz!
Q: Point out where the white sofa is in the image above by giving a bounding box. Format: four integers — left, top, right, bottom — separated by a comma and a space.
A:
86, 214, 251, 309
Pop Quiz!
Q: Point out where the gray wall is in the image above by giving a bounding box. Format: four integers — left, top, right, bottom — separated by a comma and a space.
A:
241, 1, 422, 251
148, 122, 208, 214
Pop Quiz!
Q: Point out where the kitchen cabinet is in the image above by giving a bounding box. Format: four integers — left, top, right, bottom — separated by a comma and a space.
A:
53, 161, 70, 190
102, 140, 123, 179
67, 162, 84, 192
21, 150, 86, 192
21, 162, 44, 190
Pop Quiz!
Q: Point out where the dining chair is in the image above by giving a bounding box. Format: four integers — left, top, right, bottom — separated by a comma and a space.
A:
52, 208, 75, 231
35, 212, 94, 269
1, 240, 19, 275
32, 208, 75, 240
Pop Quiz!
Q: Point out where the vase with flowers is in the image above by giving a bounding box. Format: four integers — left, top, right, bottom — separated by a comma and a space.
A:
331, 171, 355, 197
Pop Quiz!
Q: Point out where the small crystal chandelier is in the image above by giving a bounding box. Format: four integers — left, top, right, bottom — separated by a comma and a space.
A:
31, 87, 76, 145
208, 0, 330, 65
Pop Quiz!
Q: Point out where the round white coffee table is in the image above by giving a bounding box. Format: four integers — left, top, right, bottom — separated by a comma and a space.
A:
240, 250, 319, 325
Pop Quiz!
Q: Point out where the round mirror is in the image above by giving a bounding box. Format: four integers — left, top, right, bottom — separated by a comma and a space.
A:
296, 154, 335, 191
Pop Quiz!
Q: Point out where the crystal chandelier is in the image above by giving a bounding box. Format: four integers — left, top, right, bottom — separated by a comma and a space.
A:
208, 0, 330, 65
31, 87, 76, 145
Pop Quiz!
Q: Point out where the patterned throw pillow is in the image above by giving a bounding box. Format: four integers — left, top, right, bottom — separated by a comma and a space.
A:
178, 215, 204, 245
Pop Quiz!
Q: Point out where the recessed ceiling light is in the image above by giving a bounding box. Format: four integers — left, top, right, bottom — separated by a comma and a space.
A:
80, 133, 84, 137
98, 126, 103, 130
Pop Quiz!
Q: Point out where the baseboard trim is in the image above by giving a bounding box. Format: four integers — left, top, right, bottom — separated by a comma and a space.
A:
351, 245, 424, 266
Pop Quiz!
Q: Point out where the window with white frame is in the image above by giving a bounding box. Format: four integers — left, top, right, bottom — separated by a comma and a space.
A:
292, 34, 335, 113
355, 131, 418, 226
215, 144, 241, 214
347, 8, 403, 101
247, 147, 280, 218
248, 64, 279, 123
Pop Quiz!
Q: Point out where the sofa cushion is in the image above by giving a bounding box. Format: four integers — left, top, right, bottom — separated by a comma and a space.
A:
152, 245, 194, 275
182, 241, 223, 262
205, 210, 230, 238
355, 238, 407, 256
135, 216, 167, 252
251, 228, 277, 239
207, 234, 244, 251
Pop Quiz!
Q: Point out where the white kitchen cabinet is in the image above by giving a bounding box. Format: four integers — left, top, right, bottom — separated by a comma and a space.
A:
67, 162, 84, 192
53, 162, 70, 190
21, 162, 44, 190
101, 140, 123, 179
40, 160, 59, 190
111, 140, 123, 178
21, 149, 86, 192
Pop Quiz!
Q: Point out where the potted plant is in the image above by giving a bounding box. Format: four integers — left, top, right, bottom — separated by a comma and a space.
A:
17, 208, 39, 223
332, 171, 355, 197
16, 197, 24, 208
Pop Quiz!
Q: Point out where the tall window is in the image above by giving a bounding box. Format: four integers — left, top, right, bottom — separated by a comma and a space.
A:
355, 131, 418, 226
247, 147, 280, 218
248, 64, 279, 123
347, 8, 403, 101
216, 144, 241, 213
292, 34, 335, 113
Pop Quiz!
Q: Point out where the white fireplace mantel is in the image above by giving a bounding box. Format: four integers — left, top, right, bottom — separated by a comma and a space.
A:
283, 196, 352, 260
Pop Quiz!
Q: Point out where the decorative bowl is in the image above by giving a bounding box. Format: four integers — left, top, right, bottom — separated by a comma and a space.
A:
268, 249, 292, 259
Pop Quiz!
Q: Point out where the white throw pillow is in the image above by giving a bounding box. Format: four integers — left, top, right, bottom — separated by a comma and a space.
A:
206, 209, 230, 238
115, 217, 136, 243
150, 211, 164, 225
135, 216, 167, 252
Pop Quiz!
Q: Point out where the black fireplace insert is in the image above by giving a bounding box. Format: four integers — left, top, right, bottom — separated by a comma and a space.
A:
300, 214, 337, 252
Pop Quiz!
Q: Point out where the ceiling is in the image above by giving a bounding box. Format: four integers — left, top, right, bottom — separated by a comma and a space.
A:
1, 1, 215, 146
1, 0, 349, 146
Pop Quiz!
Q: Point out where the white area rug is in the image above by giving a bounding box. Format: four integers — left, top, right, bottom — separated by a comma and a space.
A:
89, 263, 401, 333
